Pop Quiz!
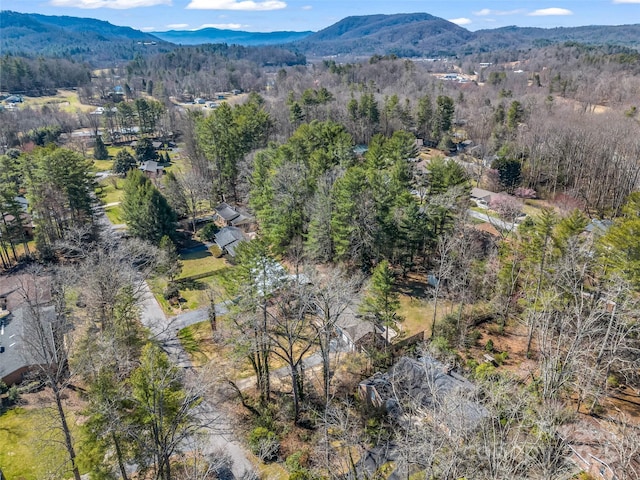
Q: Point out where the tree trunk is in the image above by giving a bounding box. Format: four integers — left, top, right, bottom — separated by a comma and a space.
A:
53, 385, 81, 480
112, 431, 129, 480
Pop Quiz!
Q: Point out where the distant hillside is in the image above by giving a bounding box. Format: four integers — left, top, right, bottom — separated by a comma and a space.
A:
471, 24, 640, 52
0, 11, 172, 65
293, 13, 474, 57
153, 28, 312, 46
291, 13, 640, 57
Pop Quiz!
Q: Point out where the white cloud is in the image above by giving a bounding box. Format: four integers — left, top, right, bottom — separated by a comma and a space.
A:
528, 7, 573, 16
140, 26, 157, 31
193, 23, 248, 29
167, 23, 189, 29
301, 5, 312, 10
186, 0, 286, 10
50, 0, 170, 8
474, 8, 526, 16
613, 0, 640, 3
449, 17, 472, 26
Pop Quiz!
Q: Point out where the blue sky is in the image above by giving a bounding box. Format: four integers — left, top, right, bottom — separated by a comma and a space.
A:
4, 0, 639, 32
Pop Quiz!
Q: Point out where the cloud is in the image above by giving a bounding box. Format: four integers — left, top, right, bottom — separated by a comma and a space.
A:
474, 8, 526, 16
613, 0, 640, 3
449, 17, 472, 26
50, 0, 170, 8
140, 26, 157, 31
167, 23, 189, 29
301, 5, 312, 9
193, 23, 248, 29
528, 7, 573, 16
186, 0, 286, 10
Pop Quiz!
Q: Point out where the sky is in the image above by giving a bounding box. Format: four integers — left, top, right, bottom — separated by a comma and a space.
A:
3, 0, 640, 33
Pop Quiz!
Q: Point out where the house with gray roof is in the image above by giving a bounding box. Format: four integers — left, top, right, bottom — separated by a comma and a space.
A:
0, 305, 57, 386
214, 226, 247, 257
359, 355, 488, 432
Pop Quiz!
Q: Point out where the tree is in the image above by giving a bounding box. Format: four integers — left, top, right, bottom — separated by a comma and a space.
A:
156, 235, 182, 283
432, 95, 455, 142
122, 169, 176, 244
135, 137, 159, 163
112, 149, 137, 176
491, 156, 522, 193
129, 343, 202, 480
93, 135, 109, 160
19, 267, 82, 480
361, 260, 402, 347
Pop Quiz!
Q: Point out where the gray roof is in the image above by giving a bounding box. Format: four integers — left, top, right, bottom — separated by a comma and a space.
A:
230, 212, 253, 227
214, 226, 246, 256
215, 203, 241, 222
470, 187, 495, 201
585, 219, 613, 234
361, 356, 488, 431
139, 161, 163, 173
336, 305, 377, 345
0, 305, 57, 385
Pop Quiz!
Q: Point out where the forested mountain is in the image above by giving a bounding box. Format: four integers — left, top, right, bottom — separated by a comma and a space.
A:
290, 12, 640, 57
152, 27, 312, 46
0, 11, 171, 65
3, 10, 640, 64
292, 13, 475, 57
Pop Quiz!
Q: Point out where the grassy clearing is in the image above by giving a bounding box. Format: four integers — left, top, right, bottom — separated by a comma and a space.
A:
0, 407, 85, 480
92, 158, 113, 172
178, 249, 229, 279
397, 294, 454, 337
22, 89, 93, 114
105, 205, 124, 224
96, 177, 125, 204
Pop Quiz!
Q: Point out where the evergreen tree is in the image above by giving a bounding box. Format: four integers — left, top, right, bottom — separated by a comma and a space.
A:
135, 137, 159, 163
361, 260, 403, 346
93, 135, 109, 160
122, 169, 176, 244
112, 149, 137, 176
156, 235, 182, 282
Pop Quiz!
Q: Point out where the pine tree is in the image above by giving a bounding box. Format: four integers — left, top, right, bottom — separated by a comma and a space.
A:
94, 135, 109, 160
112, 149, 137, 176
361, 260, 403, 347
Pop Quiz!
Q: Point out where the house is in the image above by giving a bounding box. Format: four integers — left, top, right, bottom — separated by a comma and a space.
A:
213, 226, 247, 257
214, 203, 255, 231
359, 355, 488, 432
4, 95, 23, 104
0, 274, 55, 386
0, 305, 58, 386
334, 305, 388, 352
470, 187, 496, 207
584, 219, 613, 236
139, 160, 164, 178
194, 98, 206, 104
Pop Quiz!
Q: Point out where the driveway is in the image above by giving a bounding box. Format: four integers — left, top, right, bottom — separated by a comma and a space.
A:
467, 209, 515, 231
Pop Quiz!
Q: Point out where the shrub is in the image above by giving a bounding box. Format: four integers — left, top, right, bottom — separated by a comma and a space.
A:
494, 352, 509, 365
248, 427, 279, 462
475, 362, 497, 380
163, 282, 180, 301
485, 339, 494, 352
199, 223, 219, 242
209, 245, 223, 258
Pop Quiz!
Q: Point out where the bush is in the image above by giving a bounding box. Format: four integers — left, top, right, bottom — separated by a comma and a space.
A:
484, 339, 494, 352
199, 223, 219, 242
209, 245, 223, 258
494, 352, 509, 365
163, 282, 180, 301
248, 427, 279, 462
474, 362, 497, 380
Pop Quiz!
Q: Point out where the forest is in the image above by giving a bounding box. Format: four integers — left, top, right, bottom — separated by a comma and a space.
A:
1, 32, 640, 480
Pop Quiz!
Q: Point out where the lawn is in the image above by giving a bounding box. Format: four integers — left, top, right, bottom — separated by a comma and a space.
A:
92, 158, 113, 172
22, 89, 93, 114
397, 294, 454, 337
96, 177, 125, 204
0, 407, 85, 480
105, 205, 124, 224
178, 248, 229, 279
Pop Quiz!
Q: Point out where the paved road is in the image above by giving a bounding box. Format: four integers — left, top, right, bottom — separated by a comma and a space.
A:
467, 209, 516, 231
168, 301, 230, 332
98, 202, 254, 478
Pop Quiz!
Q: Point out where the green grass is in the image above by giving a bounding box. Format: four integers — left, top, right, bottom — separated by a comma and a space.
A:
96, 178, 125, 204
105, 205, 124, 224
0, 407, 85, 480
22, 89, 93, 114
92, 158, 113, 172
178, 249, 229, 279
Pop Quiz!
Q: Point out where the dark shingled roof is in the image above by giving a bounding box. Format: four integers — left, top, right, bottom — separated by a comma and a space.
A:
214, 226, 246, 257
215, 203, 241, 223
